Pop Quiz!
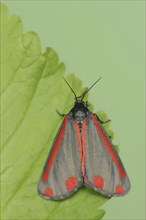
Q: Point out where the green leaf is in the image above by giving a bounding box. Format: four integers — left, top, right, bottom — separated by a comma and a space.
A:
0, 3, 116, 219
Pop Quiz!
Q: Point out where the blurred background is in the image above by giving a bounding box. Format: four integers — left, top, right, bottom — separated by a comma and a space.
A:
3, 1, 145, 219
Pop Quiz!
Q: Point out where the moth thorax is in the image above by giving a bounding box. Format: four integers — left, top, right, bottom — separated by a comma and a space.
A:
75, 110, 86, 122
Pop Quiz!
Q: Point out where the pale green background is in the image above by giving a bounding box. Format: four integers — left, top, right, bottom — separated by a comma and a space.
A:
4, 1, 145, 219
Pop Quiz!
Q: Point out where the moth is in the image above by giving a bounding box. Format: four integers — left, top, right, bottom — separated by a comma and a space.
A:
38, 77, 130, 200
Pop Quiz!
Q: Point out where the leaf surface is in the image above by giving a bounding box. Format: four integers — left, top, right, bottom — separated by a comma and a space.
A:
1, 3, 113, 219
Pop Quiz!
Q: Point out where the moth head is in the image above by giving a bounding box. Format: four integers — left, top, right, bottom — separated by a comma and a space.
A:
74, 99, 85, 107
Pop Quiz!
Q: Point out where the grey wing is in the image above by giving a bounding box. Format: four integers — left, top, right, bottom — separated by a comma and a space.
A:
84, 113, 130, 197
37, 115, 83, 200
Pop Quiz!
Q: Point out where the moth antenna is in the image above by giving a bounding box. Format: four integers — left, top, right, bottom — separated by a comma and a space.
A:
77, 87, 88, 99
63, 77, 77, 99
81, 76, 102, 100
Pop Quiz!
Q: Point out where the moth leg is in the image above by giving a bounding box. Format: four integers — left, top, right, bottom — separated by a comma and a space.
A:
95, 114, 112, 139
96, 115, 112, 138
96, 115, 111, 124
101, 119, 111, 124
56, 109, 67, 117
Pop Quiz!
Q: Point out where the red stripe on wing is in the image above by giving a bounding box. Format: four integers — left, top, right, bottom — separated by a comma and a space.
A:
74, 120, 82, 162
91, 114, 126, 178
42, 115, 69, 182
74, 119, 87, 176
82, 119, 87, 177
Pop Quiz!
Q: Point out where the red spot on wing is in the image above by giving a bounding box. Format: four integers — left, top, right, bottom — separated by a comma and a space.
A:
115, 184, 124, 194
91, 114, 126, 178
42, 115, 69, 182
93, 176, 104, 189
65, 176, 78, 190
44, 187, 54, 196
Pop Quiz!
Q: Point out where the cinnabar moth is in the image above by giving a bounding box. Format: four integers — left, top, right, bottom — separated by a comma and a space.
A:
38, 77, 130, 200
